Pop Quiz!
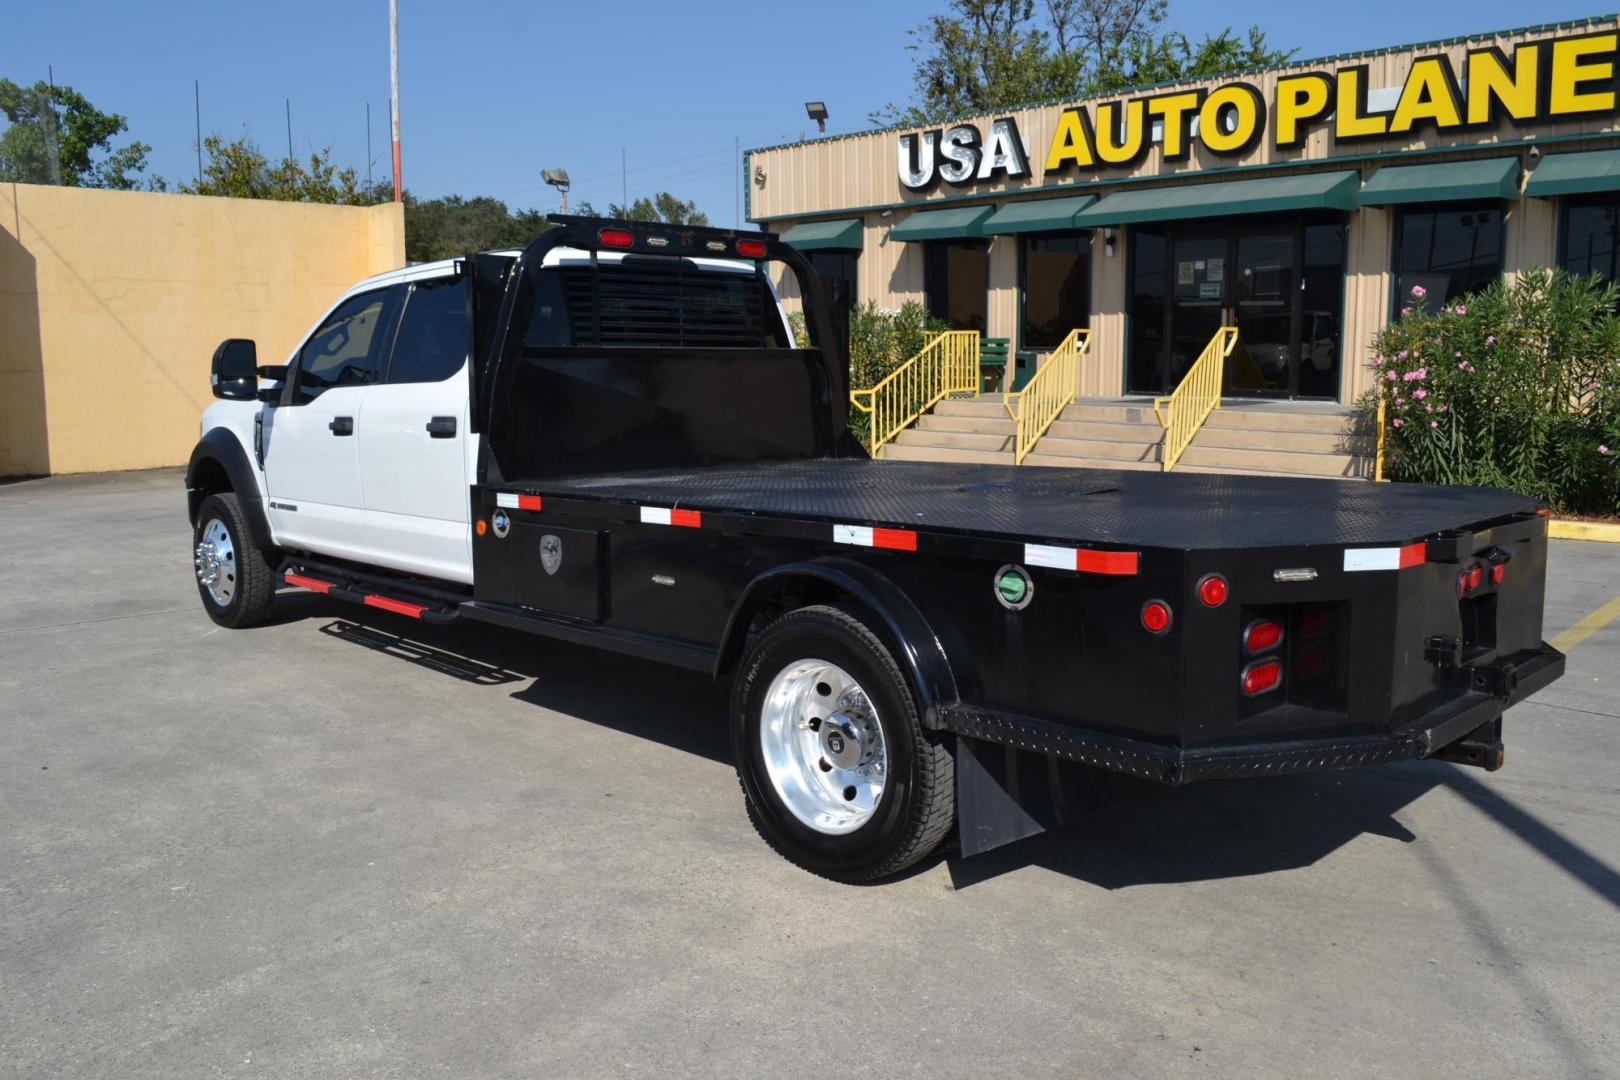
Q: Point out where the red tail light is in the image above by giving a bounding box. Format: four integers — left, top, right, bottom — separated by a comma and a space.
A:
1196, 573, 1229, 607
736, 238, 767, 258
1141, 600, 1172, 634
598, 228, 634, 249
1243, 619, 1284, 654
1467, 564, 1484, 591
1490, 562, 1505, 585
1241, 658, 1282, 696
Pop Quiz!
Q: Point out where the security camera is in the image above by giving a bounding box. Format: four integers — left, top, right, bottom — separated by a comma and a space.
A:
1528, 144, 1542, 159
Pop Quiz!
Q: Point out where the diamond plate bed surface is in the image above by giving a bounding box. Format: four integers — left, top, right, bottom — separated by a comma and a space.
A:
526, 458, 1537, 550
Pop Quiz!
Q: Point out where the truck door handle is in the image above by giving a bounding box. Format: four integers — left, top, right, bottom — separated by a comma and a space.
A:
329, 416, 354, 436
425, 416, 457, 438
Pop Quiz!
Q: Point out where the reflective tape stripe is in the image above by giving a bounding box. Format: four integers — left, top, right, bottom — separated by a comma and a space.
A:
1344, 542, 1427, 572
1076, 549, 1140, 575
495, 493, 542, 511
284, 571, 332, 594
833, 524, 917, 551
1024, 544, 1139, 575
640, 506, 701, 528
363, 594, 427, 618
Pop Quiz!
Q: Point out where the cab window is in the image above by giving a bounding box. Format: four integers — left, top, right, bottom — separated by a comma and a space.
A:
292, 289, 392, 401
385, 277, 469, 383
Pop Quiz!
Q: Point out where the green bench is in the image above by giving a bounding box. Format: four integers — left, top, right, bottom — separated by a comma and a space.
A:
980, 337, 1010, 392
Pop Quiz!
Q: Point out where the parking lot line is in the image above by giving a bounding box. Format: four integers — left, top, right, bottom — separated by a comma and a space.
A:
1549, 593, 1620, 653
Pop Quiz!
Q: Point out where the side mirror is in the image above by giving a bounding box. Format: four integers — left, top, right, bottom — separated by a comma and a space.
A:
210, 339, 258, 400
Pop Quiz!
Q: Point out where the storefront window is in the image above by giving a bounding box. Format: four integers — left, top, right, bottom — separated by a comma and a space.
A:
1560, 198, 1620, 287
1019, 234, 1089, 350
923, 239, 989, 333
1128, 227, 1168, 394
1393, 204, 1503, 310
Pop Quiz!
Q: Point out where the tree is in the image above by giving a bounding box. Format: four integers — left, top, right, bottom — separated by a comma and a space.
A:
179, 134, 371, 204
607, 191, 709, 226
402, 194, 553, 263
0, 78, 154, 188
876, 1, 1293, 124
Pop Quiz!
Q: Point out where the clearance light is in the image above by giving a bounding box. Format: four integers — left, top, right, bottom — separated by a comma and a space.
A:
475, 518, 487, 537
1196, 573, 1229, 607
736, 238, 767, 258
1467, 564, 1484, 592
1141, 600, 1172, 634
1490, 562, 1506, 585
1241, 658, 1282, 696
1244, 619, 1284, 654
598, 228, 634, 249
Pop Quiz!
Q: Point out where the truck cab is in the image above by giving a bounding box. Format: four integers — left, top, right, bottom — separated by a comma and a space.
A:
195, 244, 794, 589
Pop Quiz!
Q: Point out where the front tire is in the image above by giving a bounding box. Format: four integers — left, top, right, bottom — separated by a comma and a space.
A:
731, 604, 954, 883
193, 492, 276, 628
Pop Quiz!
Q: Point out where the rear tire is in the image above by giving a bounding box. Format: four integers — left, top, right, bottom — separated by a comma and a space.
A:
193, 492, 276, 628
731, 604, 954, 883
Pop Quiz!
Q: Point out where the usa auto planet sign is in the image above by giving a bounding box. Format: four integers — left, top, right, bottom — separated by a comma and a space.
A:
898, 31, 1620, 191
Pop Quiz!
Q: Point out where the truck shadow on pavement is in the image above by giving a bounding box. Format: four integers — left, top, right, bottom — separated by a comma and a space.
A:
290, 596, 1620, 900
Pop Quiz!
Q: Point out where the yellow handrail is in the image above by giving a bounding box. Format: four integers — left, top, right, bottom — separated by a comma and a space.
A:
849, 330, 980, 455
1152, 326, 1238, 472
1002, 328, 1090, 464
1374, 397, 1387, 482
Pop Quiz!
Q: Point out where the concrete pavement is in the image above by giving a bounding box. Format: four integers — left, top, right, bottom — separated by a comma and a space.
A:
2, 468, 1616, 1079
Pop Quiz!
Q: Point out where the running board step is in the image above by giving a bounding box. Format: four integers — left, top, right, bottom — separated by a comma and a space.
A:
282, 570, 462, 625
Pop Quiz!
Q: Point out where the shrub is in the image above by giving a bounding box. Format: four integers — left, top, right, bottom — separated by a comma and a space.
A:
791, 301, 946, 447
1364, 268, 1620, 516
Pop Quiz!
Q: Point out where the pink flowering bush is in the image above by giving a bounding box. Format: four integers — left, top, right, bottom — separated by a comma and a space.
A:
1363, 268, 1620, 515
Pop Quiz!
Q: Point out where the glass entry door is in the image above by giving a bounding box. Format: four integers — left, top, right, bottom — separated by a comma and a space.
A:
1129, 218, 1345, 399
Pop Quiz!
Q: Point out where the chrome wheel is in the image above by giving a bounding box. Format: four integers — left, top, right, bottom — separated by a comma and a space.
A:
759, 658, 887, 835
194, 517, 237, 607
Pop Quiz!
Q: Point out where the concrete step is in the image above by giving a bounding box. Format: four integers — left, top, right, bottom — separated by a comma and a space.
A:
880, 443, 1014, 465
1042, 418, 1161, 445
1034, 400, 1364, 436
1021, 454, 1161, 471
1194, 427, 1376, 455
1176, 443, 1371, 478
891, 428, 1014, 453
915, 412, 1017, 435
1024, 435, 1161, 464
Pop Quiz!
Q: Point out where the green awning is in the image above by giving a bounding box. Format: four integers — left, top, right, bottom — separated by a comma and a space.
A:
1073, 171, 1360, 227
981, 194, 1097, 235
889, 204, 994, 241
779, 217, 864, 251
1525, 148, 1620, 198
1358, 158, 1521, 206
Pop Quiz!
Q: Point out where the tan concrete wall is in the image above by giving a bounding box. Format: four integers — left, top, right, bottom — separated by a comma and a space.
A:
0, 184, 404, 476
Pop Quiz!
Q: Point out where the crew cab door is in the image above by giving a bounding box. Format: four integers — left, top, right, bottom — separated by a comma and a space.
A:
356, 273, 474, 584
263, 286, 396, 561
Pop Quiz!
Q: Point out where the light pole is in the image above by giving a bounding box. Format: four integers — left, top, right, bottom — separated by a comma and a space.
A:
805, 101, 828, 136
389, 0, 402, 202
542, 169, 571, 214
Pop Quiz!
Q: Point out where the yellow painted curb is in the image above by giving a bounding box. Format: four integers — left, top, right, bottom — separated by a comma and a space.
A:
1549, 520, 1620, 543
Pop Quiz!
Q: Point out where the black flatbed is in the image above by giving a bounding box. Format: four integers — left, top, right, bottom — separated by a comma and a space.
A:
521, 459, 1539, 549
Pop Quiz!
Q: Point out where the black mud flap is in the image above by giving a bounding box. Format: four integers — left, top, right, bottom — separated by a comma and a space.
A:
954, 737, 1145, 858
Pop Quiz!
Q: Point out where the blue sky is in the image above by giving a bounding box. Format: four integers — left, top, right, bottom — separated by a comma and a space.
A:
2, 1, 1609, 226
